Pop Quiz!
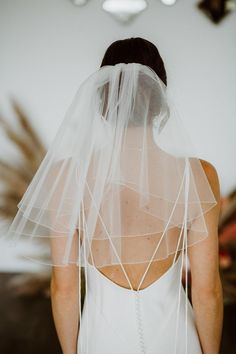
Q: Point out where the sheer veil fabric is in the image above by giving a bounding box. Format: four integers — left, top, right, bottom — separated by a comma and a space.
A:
4, 63, 217, 353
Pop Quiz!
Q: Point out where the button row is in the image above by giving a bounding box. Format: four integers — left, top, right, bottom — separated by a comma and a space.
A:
134, 291, 146, 354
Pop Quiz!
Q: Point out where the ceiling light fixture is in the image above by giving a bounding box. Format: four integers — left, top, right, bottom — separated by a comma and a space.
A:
160, 0, 177, 5
198, 0, 235, 24
102, 0, 148, 23
71, 0, 88, 6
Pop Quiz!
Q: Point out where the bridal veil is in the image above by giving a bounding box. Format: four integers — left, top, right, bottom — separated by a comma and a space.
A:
4, 62, 218, 353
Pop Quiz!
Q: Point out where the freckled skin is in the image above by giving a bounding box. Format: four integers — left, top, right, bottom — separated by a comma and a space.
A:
95, 252, 181, 291
88, 219, 182, 291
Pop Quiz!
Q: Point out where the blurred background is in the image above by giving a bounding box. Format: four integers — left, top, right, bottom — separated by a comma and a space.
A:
0, 0, 236, 353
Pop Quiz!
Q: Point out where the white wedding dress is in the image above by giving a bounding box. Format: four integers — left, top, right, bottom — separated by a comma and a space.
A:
77, 251, 202, 354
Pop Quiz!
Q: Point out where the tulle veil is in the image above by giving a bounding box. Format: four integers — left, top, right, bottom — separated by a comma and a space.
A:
3, 62, 218, 353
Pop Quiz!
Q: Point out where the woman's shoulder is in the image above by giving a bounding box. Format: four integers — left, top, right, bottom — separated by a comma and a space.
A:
199, 158, 218, 178
188, 157, 220, 203
198, 158, 221, 203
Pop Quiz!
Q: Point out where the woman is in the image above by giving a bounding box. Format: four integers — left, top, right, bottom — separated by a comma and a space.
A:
6, 38, 223, 354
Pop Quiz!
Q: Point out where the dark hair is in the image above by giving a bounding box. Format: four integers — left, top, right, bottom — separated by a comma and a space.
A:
100, 37, 167, 86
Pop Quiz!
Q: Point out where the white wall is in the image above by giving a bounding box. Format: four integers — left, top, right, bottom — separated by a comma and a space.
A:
0, 0, 235, 271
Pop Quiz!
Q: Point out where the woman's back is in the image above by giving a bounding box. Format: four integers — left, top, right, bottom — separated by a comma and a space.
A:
88, 251, 180, 292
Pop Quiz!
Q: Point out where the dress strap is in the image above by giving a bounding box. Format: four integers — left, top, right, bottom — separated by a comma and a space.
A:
174, 157, 190, 354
